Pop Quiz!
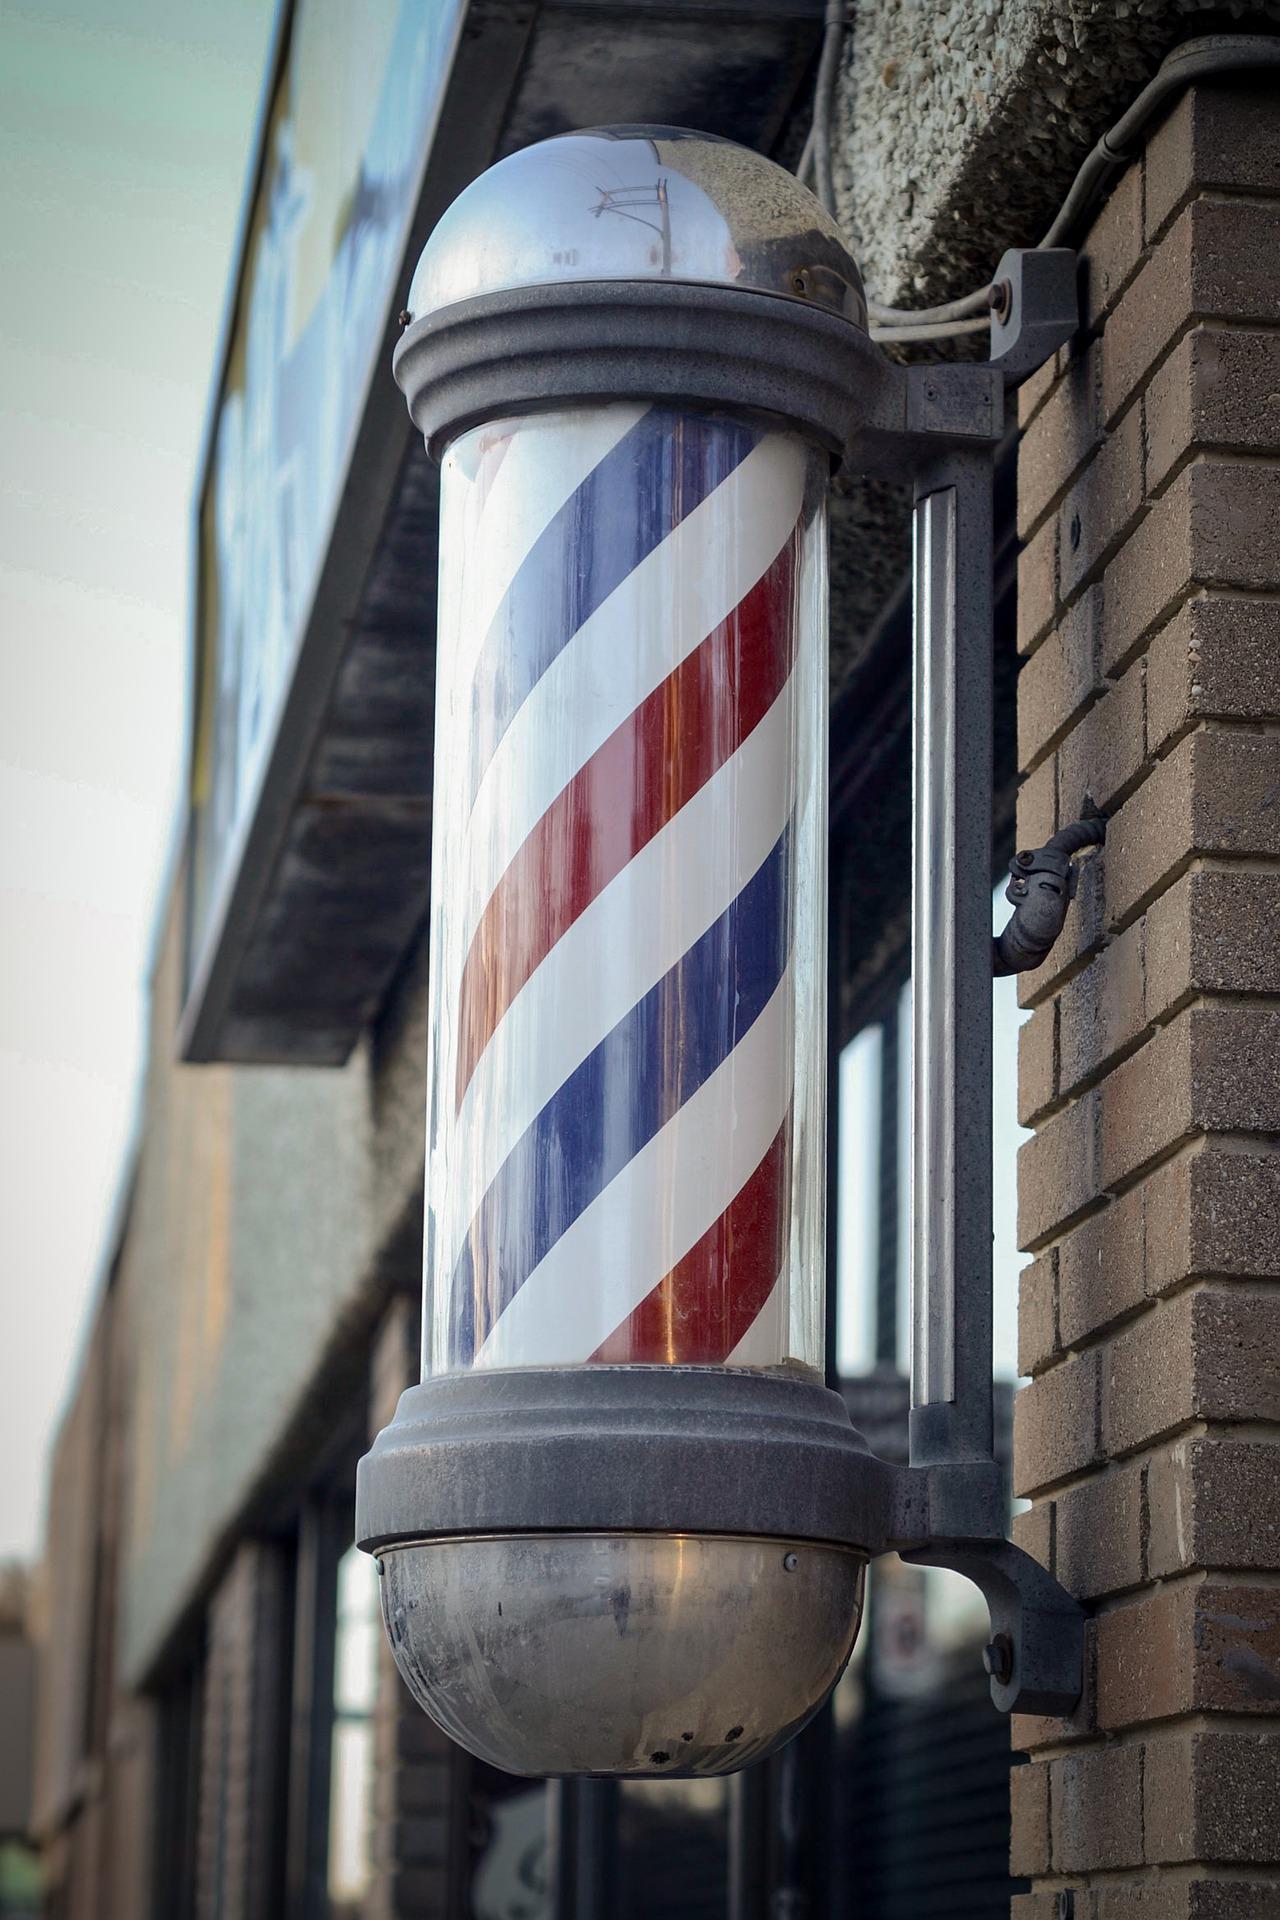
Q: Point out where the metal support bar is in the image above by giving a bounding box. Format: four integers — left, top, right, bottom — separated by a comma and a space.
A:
909, 450, 995, 1468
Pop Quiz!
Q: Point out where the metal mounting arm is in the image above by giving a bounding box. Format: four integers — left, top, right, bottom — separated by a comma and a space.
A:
851, 248, 1088, 1717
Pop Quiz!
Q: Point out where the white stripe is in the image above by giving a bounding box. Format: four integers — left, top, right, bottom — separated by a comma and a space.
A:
444, 686, 796, 1277
429, 405, 647, 1169
442, 404, 647, 706
473, 966, 795, 1369
724, 1276, 785, 1368
457, 432, 808, 959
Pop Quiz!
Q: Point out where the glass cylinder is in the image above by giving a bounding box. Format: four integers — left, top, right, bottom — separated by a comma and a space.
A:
422, 403, 829, 1378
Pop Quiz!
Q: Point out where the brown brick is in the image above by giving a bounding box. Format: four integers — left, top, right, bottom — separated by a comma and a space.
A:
1019, 342, 1102, 540
1016, 751, 1058, 855
1051, 1741, 1144, 1872
1146, 868, 1280, 1021
1108, 1001, 1280, 1191
1143, 1145, 1280, 1301
1101, 462, 1280, 679
1147, 328, 1280, 494
1010, 1897, 1065, 1920
1103, 200, 1280, 426
1105, 730, 1280, 928
1148, 1437, 1280, 1578
1018, 1087, 1100, 1250
1018, 1002, 1058, 1128
1012, 1497, 1053, 1573
1018, 586, 1105, 772
1059, 653, 1145, 820
1147, 595, 1280, 756
1013, 1348, 1102, 1496
1184, 1146, 1280, 1283
1019, 515, 1060, 655
1186, 1007, 1280, 1135
1019, 1250, 1058, 1377
1100, 1020, 1195, 1192
1106, 1286, 1280, 1457
1017, 347, 1063, 433
1083, 155, 1145, 330
1144, 1728, 1280, 1864
1054, 1462, 1146, 1603
1056, 918, 1144, 1108
1097, 1884, 1280, 1920
1065, 957, 1133, 1102
1010, 1759, 1051, 1878
1059, 403, 1145, 604
1146, 81, 1280, 243
1057, 1182, 1145, 1350
1098, 1579, 1280, 1731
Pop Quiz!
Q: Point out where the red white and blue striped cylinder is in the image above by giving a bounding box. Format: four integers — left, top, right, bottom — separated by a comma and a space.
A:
424, 402, 829, 1378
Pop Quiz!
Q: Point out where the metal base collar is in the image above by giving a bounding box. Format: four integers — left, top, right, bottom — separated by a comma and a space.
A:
357, 1364, 906, 1553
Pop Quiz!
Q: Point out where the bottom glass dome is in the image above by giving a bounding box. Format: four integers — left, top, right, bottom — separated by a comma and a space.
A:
377, 1530, 865, 1777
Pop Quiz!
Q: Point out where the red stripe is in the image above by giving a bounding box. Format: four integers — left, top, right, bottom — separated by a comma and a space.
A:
587, 1115, 791, 1365
454, 528, 800, 1111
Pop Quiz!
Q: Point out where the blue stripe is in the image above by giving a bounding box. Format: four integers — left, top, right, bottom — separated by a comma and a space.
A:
467, 408, 759, 804
448, 824, 793, 1364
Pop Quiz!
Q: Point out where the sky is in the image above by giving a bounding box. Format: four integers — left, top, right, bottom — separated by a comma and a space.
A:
0, 0, 275, 1562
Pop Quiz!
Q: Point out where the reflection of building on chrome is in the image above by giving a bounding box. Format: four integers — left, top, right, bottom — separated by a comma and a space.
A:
36, 5, 1280, 1918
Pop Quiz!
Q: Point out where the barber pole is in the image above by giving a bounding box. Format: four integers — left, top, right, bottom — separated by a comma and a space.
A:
427, 403, 829, 1378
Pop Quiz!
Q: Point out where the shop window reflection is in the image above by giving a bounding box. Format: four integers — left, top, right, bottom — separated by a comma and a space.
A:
327, 1545, 380, 1916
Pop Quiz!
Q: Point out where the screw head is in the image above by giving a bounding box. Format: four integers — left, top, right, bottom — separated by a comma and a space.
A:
1016, 849, 1035, 867
783, 1551, 799, 1572
982, 1633, 1014, 1685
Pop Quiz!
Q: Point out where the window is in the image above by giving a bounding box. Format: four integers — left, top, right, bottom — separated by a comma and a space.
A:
326, 1546, 380, 1917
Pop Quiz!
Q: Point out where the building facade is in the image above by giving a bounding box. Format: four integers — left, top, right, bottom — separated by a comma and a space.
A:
32, 3, 1280, 1915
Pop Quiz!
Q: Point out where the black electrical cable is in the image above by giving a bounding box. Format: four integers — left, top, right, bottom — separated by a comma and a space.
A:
992, 818, 1106, 977
813, 31, 1280, 341
810, 0, 846, 217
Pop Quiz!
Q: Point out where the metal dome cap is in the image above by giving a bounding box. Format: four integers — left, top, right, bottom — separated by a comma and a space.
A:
406, 125, 867, 328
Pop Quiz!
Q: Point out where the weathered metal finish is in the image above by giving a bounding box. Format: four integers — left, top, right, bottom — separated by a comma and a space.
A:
909, 454, 995, 1468
356, 1366, 916, 1554
378, 1531, 866, 1777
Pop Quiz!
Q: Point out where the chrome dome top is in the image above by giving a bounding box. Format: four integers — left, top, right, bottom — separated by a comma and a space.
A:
406, 125, 867, 328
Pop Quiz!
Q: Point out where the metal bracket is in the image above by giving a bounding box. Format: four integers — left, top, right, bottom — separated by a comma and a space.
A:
988, 246, 1080, 383
852, 247, 1086, 1719
902, 1537, 1085, 1718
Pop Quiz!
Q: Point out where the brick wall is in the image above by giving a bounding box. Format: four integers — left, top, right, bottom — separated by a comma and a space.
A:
366, 1297, 468, 1919
1011, 80, 1280, 1914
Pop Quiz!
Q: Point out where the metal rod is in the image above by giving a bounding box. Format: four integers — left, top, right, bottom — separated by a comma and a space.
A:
875, 992, 901, 1368
909, 450, 994, 1466
728, 1764, 770, 1920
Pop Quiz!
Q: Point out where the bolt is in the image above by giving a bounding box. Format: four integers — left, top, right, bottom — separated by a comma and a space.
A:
989, 278, 1013, 323
1017, 850, 1035, 867
982, 1633, 1014, 1685
397, 308, 412, 330
783, 1551, 799, 1572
